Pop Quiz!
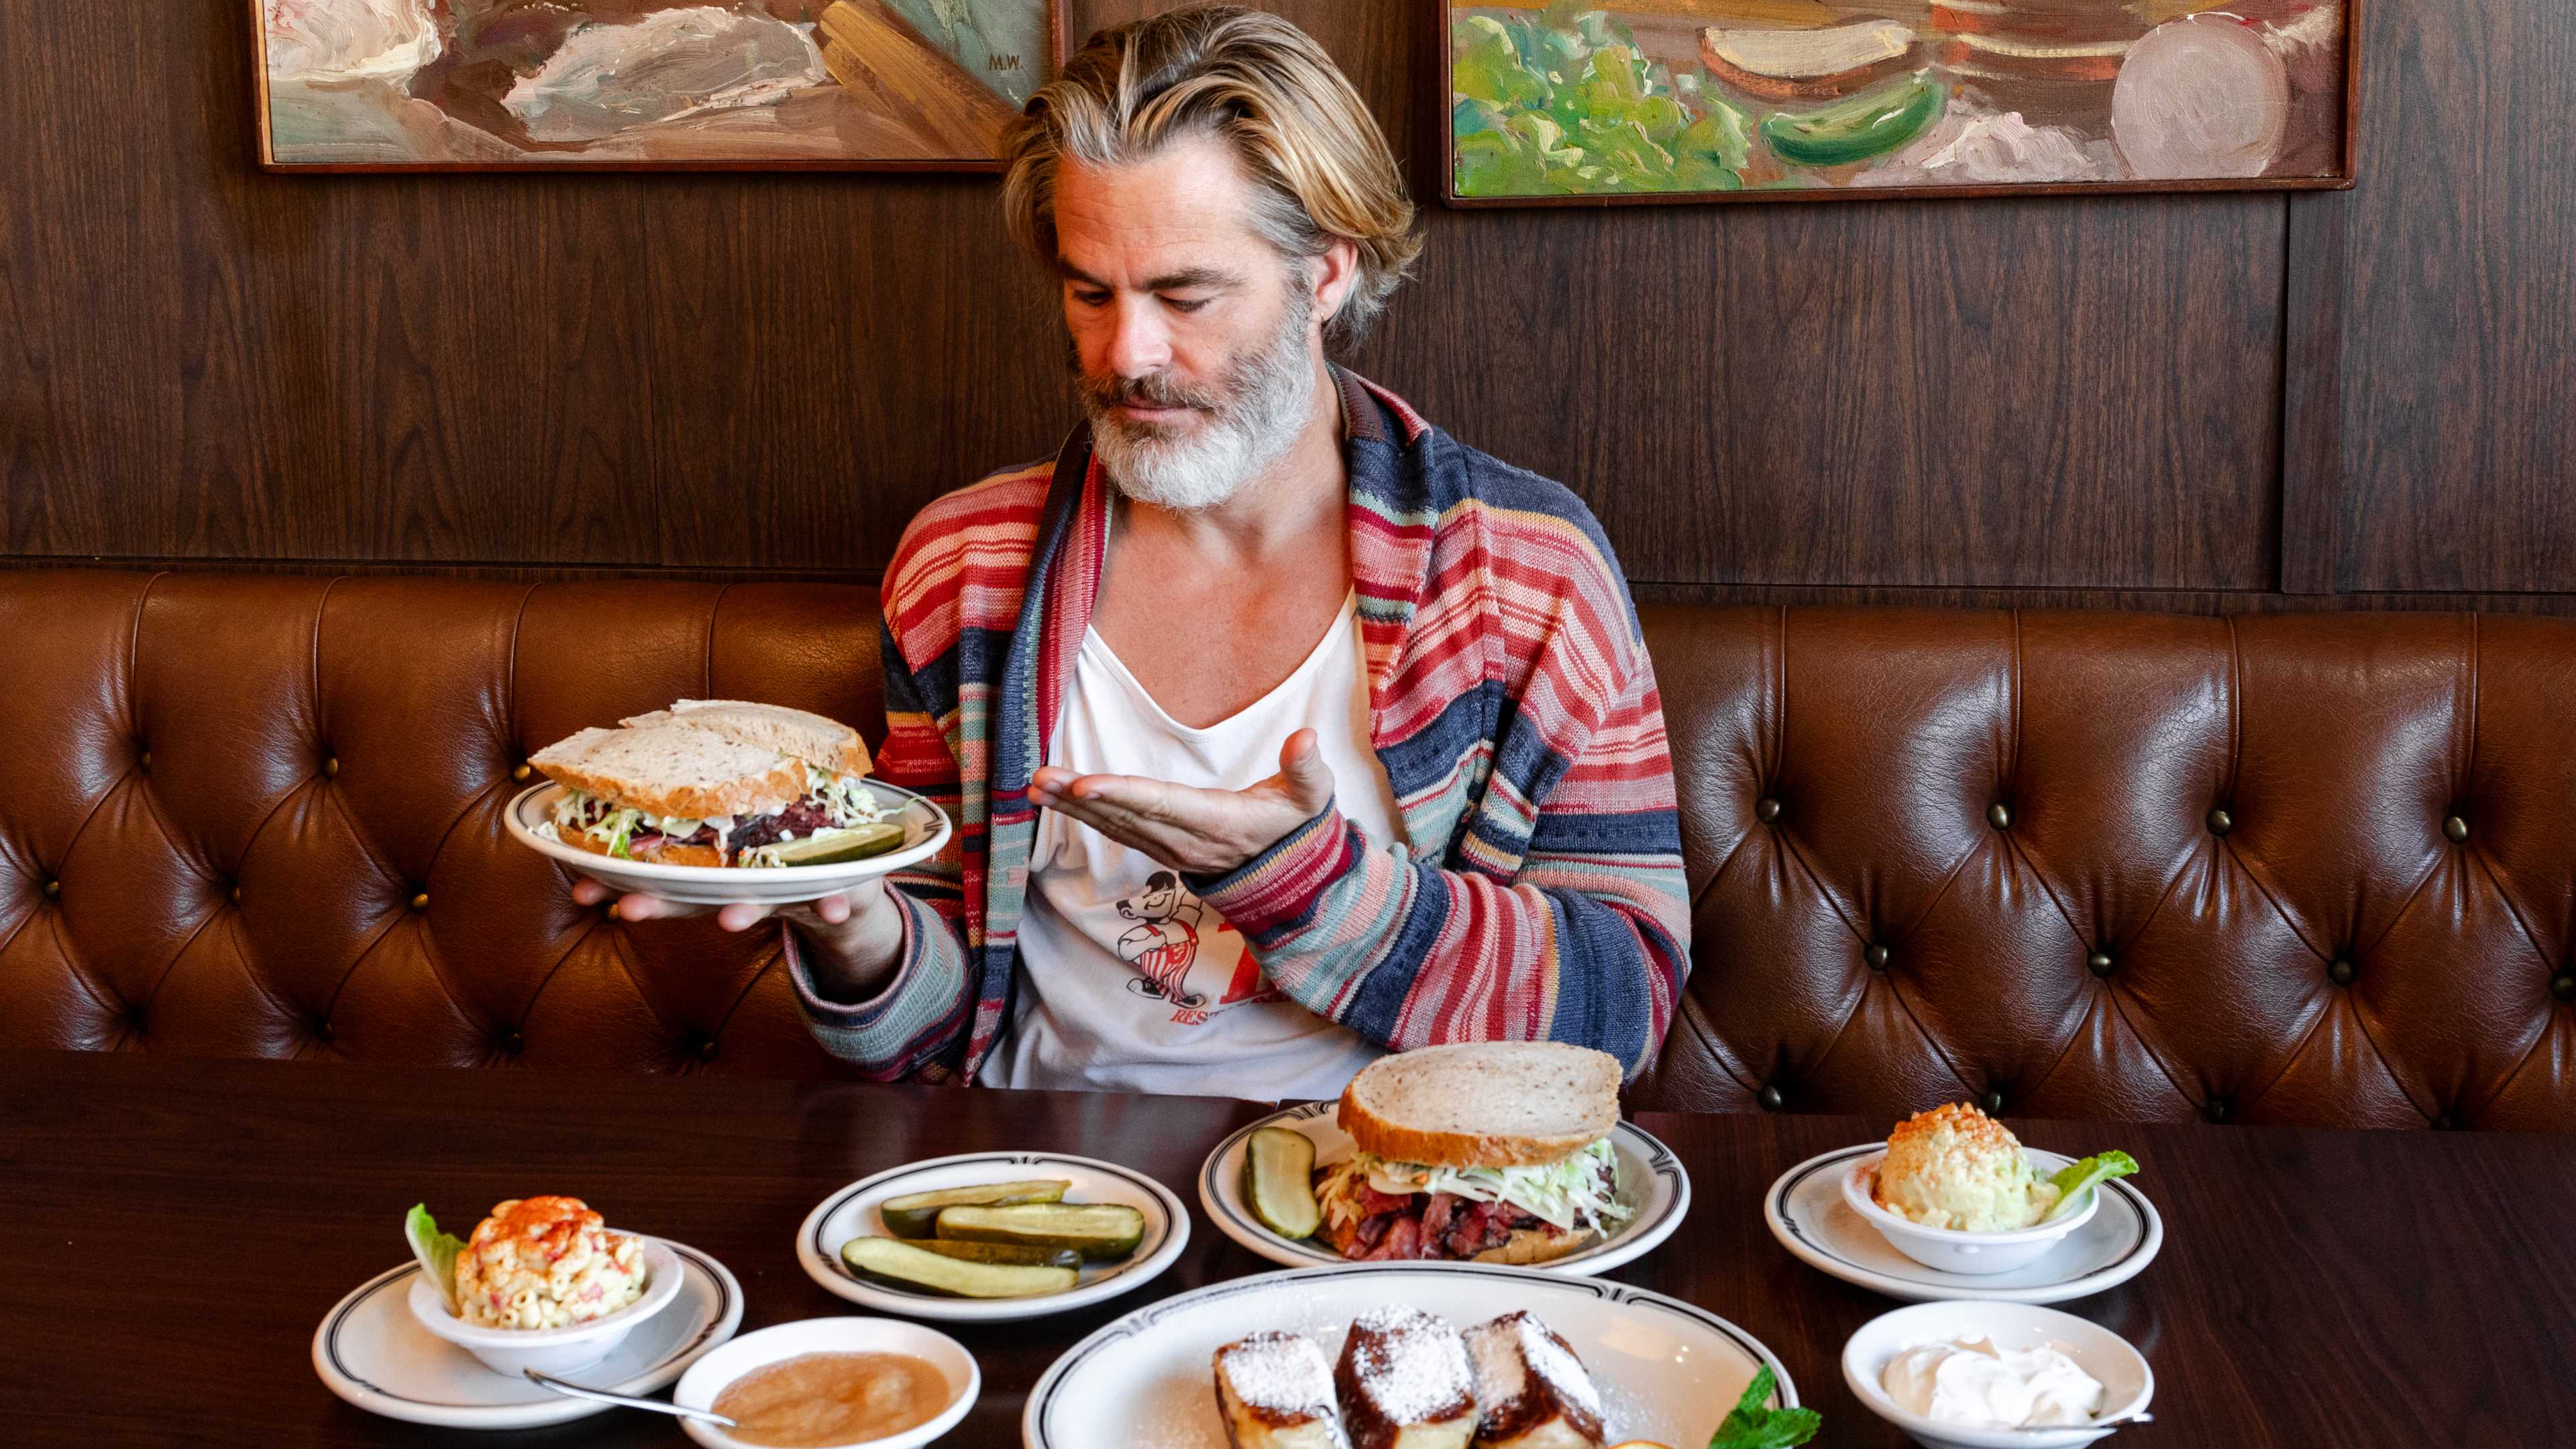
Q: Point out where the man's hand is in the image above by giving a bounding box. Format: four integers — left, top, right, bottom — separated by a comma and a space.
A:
567, 875, 906, 1002
1029, 728, 1337, 877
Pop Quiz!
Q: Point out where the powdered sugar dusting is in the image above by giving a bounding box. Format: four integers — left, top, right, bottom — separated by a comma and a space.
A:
1513, 1314, 1603, 1421
1344, 1306, 1475, 1425
1468, 1312, 1605, 1430
1218, 1332, 1338, 1415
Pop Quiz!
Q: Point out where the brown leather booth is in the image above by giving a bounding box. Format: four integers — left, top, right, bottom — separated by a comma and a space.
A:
4, 572, 2569, 1131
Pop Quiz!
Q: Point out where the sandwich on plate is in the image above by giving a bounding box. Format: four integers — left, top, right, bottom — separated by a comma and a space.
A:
529, 699, 900, 869
1313, 1043, 1631, 1265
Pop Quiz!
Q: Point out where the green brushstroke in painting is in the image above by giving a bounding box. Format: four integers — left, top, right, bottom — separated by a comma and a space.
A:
1452, 5, 1751, 198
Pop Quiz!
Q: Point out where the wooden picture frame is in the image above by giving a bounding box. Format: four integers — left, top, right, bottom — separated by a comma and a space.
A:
1436, 1, 2362, 207
252, 1, 1067, 174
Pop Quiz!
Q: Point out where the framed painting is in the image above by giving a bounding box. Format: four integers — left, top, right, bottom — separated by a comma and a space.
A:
1442, 1, 2360, 205
253, 1, 1065, 172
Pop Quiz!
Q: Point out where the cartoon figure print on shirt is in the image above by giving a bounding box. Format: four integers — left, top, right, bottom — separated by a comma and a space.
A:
1116, 871, 1279, 1024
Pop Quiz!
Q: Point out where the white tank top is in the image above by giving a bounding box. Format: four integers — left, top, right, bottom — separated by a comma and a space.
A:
988, 592, 1401, 1099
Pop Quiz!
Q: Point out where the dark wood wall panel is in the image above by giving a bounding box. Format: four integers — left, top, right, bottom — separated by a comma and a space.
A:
1373, 195, 2283, 589
0, 1, 2562, 610
2296, 0, 2576, 594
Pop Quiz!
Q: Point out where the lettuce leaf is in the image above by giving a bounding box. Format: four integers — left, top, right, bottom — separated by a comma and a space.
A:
405, 1203, 466, 1311
2045, 1151, 2140, 1221
1709, 1366, 1821, 1448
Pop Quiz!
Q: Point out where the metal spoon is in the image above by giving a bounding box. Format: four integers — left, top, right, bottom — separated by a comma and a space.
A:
523, 1368, 738, 1427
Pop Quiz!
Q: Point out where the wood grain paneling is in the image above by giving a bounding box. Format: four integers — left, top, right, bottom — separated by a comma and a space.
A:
2298, 0, 2576, 593
0, 1, 2563, 606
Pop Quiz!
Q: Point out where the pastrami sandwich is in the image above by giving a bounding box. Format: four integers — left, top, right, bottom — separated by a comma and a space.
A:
529, 700, 897, 868
1314, 1043, 1630, 1265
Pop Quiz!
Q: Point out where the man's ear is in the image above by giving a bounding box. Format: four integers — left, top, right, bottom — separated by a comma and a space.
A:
1309, 237, 1361, 335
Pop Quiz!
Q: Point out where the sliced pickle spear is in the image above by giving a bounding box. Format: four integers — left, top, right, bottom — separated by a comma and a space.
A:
751, 822, 907, 867
934, 1202, 1147, 1262
1243, 1126, 1322, 1240
877, 1179, 1069, 1238
838, 1236, 1079, 1298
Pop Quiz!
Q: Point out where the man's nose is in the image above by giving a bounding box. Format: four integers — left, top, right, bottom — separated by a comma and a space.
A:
1103, 294, 1171, 378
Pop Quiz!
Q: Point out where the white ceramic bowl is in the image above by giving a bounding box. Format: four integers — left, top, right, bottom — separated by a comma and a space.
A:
674, 1318, 979, 1449
1841, 1300, 2154, 1449
1843, 1151, 2100, 1276
407, 1237, 684, 1378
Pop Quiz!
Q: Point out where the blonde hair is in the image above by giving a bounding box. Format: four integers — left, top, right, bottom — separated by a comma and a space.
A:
1000, 7, 1421, 348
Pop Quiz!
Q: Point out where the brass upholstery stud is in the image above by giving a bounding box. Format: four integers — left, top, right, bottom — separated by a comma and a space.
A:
2328, 958, 2357, 986
694, 1038, 722, 1064
138, 750, 151, 773
313, 1018, 333, 1043
408, 891, 430, 913
1755, 797, 1783, 824
2202, 1095, 2232, 1124
1864, 943, 1892, 971
323, 756, 340, 780
2443, 814, 2469, 844
2087, 950, 2115, 979
2552, 975, 2575, 1002
1987, 802, 2012, 830
2206, 806, 2235, 836
2430, 1112, 2457, 1131
511, 762, 533, 783
1756, 1083, 1786, 1112
229, 885, 243, 906
1982, 1088, 2006, 1115
43, 879, 60, 901
501, 1029, 525, 1056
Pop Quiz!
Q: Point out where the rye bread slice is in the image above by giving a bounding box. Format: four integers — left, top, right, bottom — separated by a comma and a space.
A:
621, 699, 872, 777
529, 722, 804, 821
1337, 1042, 1621, 1169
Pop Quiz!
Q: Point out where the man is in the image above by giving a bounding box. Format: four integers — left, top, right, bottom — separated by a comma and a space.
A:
576, 7, 1690, 1098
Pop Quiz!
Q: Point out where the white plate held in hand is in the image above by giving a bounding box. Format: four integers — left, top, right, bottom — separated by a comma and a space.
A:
505, 780, 951, 906
796, 1152, 1189, 1323
1198, 1099, 1690, 1276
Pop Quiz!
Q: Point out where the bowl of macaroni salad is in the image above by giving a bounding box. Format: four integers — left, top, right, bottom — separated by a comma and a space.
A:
409, 1197, 684, 1377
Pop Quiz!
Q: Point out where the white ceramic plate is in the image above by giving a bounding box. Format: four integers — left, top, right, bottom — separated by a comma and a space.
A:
1197, 1100, 1690, 1276
312, 1238, 743, 1430
504, 780, 951, 905
797, 1152, 1189, 1323
1766, 1146, 2163, 1304
1022, 1264, 1797, 1449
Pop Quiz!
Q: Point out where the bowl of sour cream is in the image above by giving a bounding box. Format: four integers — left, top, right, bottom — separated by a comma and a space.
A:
1841, 1301, 2153, 1449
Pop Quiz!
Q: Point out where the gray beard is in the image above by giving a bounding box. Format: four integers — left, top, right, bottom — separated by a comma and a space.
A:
1085, 299, 1318, 513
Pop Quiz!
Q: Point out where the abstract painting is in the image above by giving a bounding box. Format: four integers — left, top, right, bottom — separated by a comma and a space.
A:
1445, 1, 2356, 204
254, 1, 1061, 170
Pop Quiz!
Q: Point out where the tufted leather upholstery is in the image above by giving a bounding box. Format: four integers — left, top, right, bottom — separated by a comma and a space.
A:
2, 573, 2569, 1129
1629, 605, 2576, 1133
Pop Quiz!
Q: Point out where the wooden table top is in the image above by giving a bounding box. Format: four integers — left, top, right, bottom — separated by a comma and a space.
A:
6, 1049, 2568, 1447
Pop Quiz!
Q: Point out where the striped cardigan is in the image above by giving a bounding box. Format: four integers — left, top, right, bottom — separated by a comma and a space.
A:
786, 369, 1690, 1083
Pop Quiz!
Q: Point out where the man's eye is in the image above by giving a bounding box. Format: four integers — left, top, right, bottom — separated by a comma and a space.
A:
1163, 297, 1211, 315
1072, 289, 1110, 307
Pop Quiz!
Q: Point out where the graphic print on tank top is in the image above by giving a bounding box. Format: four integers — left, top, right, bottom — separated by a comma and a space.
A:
1112, 871, 1281, 1022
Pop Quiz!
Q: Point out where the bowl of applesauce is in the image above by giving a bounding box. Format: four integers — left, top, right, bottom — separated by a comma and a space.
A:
673, 1318, 978, 1449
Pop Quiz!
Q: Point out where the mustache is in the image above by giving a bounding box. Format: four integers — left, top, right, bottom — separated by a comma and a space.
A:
1077, 368, 1222, 415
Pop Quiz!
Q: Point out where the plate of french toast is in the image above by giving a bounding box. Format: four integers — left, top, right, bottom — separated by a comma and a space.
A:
1019, 1263, 1798, 1449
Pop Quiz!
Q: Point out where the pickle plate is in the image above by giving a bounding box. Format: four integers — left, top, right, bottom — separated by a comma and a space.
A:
796, 1152, 1189, 1324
